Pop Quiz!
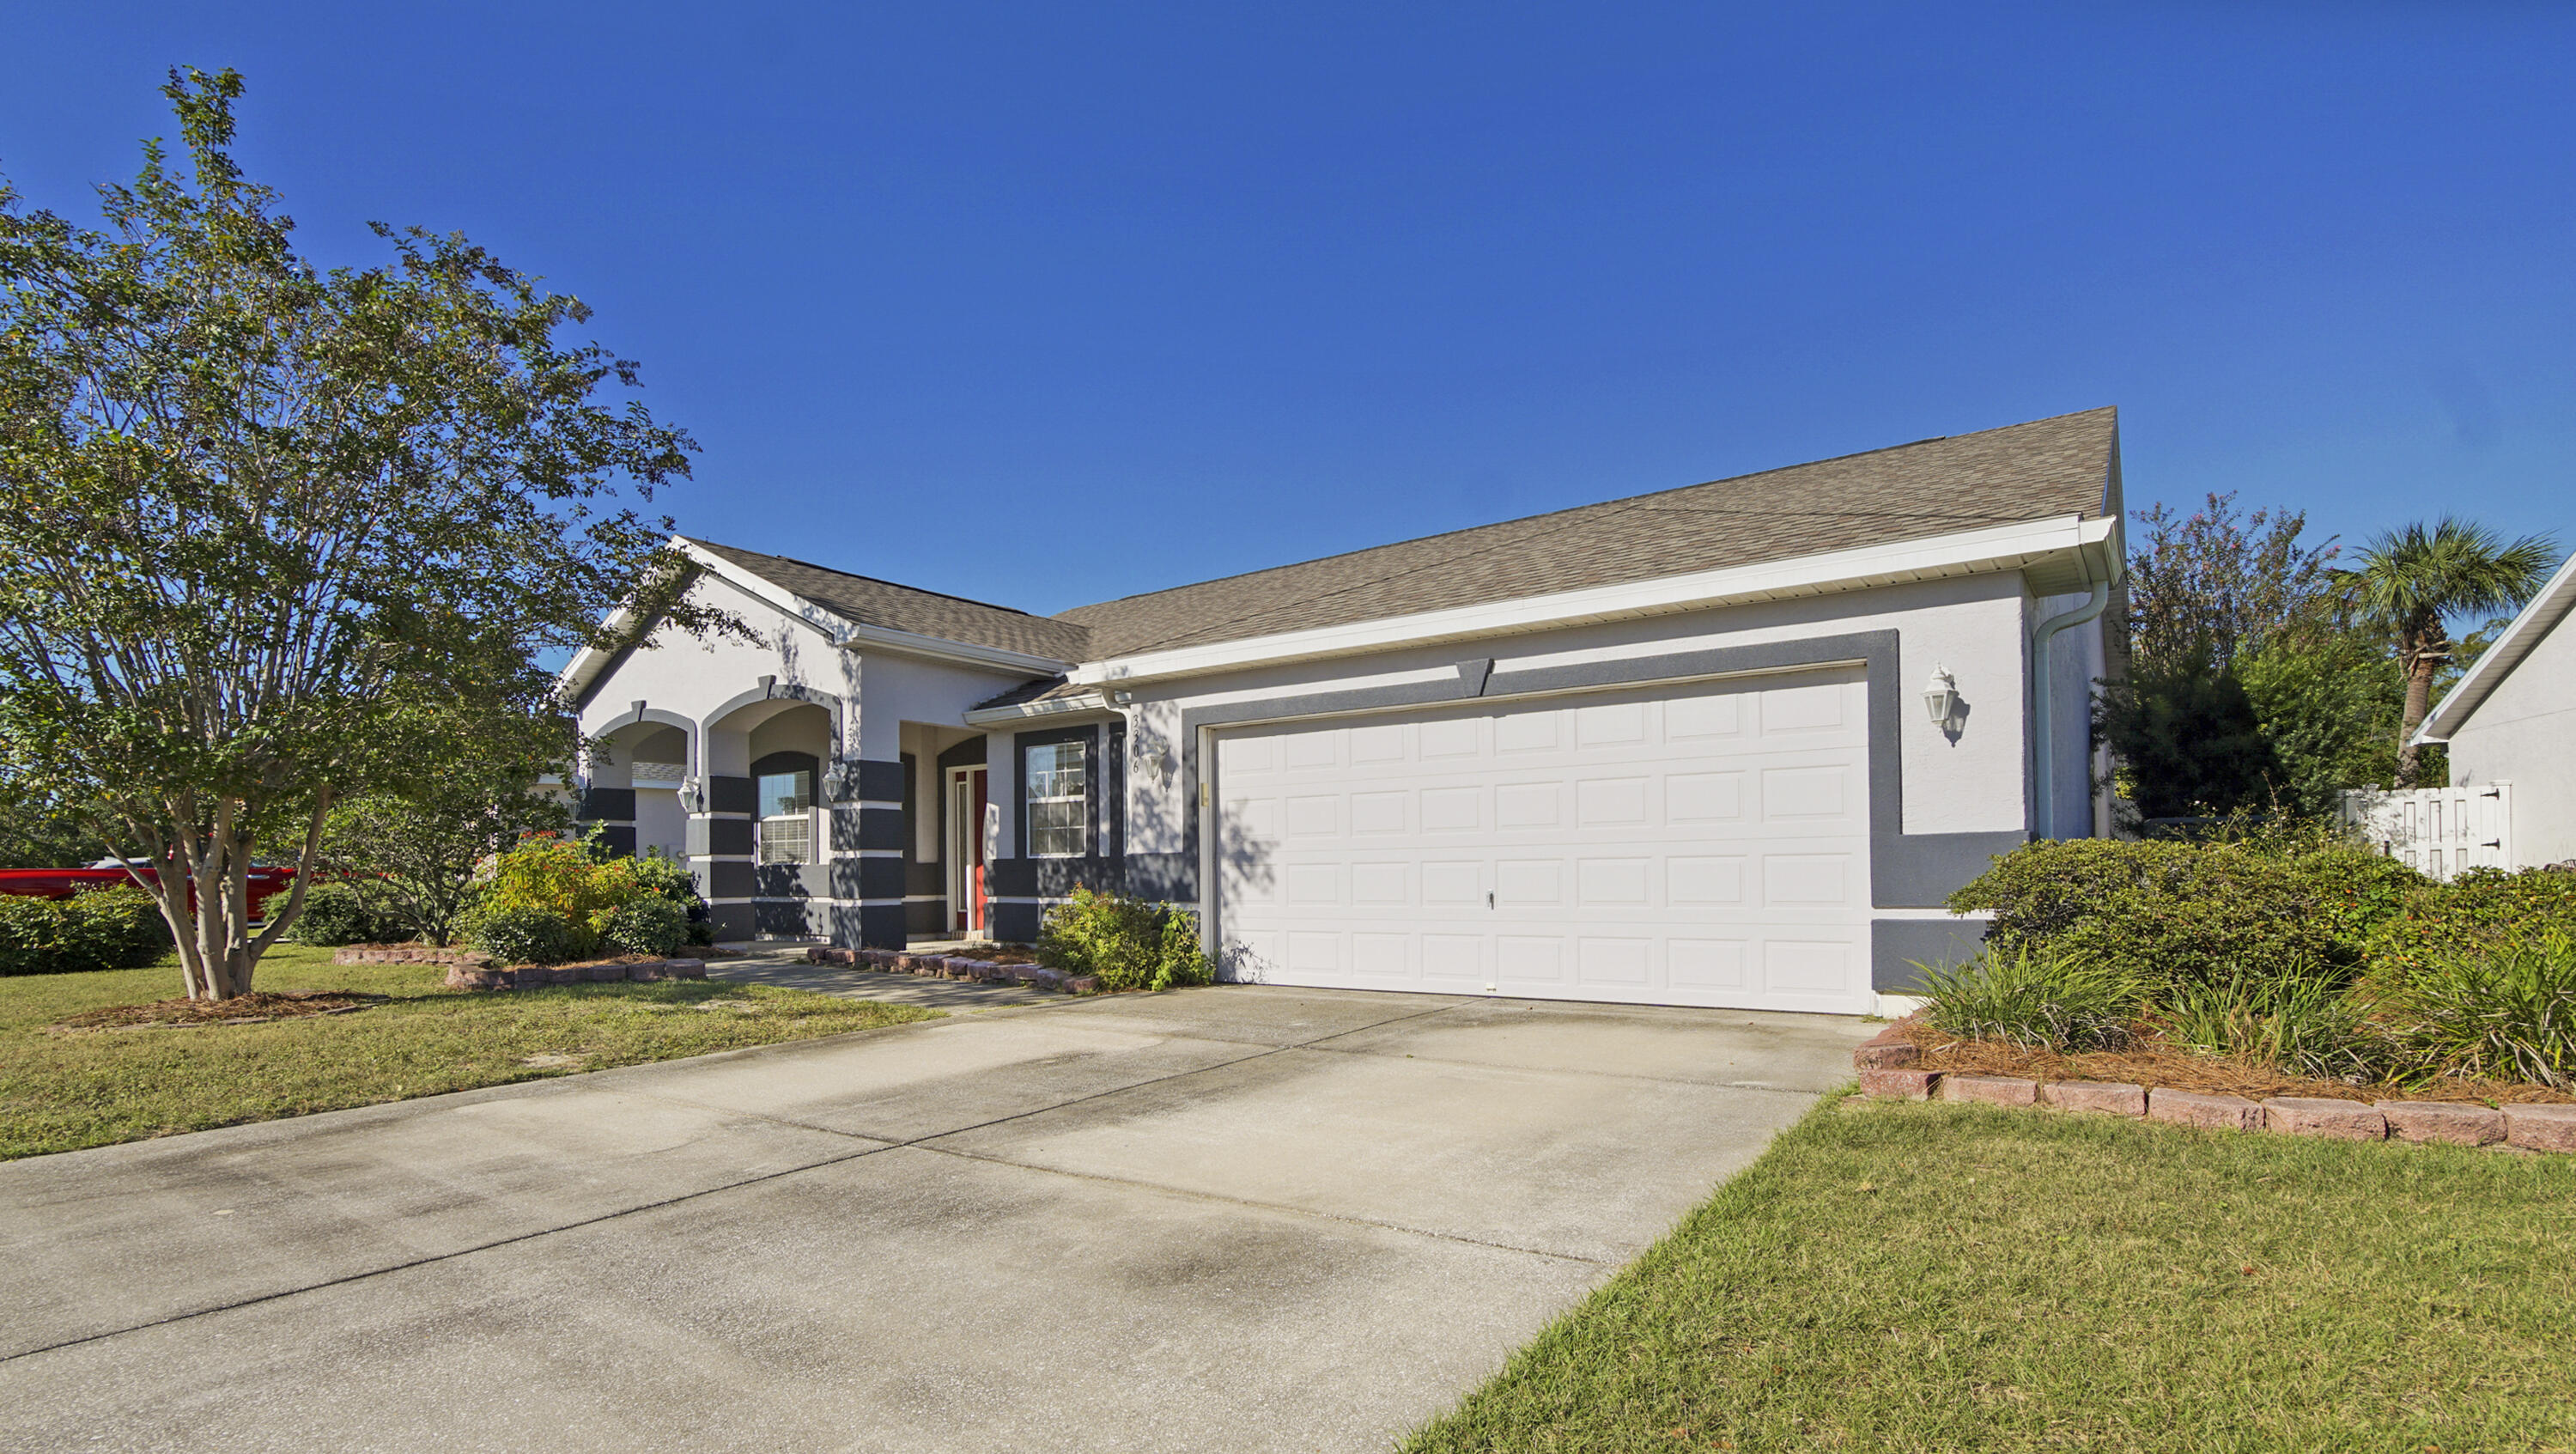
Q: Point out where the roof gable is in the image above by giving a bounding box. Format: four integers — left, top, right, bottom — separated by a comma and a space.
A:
2418, 547, 2576, 743
688, 541, 1093, 663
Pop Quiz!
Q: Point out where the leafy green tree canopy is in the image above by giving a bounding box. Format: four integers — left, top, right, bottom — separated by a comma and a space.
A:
0, 69, 720, 998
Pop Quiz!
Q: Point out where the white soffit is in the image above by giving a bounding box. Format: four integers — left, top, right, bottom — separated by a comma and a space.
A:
1072, 514, 2123, 688
2415, 549, 2576, 745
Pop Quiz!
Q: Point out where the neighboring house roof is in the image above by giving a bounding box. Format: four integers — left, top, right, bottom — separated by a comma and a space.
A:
1054, 407, 2121, 659
688, 541, 1096, 663
2415, 547, 2576, 744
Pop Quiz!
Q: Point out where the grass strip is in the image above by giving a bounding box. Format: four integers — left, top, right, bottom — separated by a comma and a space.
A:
1405, 1095, 2576, 1453
1, 945, 940, 1160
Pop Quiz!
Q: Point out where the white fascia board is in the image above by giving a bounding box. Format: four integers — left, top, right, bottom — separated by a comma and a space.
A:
2414, 549, 2576, 745
962, 691, 1113, 726
1071, 514, 2119, 687
672, 538, 1074, 676
556, 602, 637, 705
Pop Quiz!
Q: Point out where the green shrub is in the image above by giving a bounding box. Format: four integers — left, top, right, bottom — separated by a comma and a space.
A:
2158, 966, 2399, 1082
1155, 909, 1214, 989
461, 903, 590, 965
2282, 846, 2423, 955
288, 879, 404, 946
2367, 867, 2576, 980
1949, 837, 2366, 989
2377, 931, 2576, 1088
627, 849, 714, 945
1038, 887, 1214, 991
1918, 948, 2144, 1051
0, 885, 172, 976
595, 897, 689, 958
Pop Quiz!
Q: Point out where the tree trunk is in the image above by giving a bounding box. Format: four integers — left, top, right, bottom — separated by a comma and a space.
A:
2395, 652, 2439, 789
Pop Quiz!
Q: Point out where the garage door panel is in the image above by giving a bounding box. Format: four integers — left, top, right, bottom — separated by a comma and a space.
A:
1215, 670, 1871, 1011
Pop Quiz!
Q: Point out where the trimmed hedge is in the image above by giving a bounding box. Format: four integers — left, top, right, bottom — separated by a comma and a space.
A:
287, 879, 406, 946
2368, 867, 2576, 980
0, 885, 172, 976
1947, 837, 2420, 989
460, 903, 588, 966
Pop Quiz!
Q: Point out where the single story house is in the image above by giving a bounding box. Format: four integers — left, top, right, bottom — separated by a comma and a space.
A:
2413, 546, 2576, 869
558, 406, 2127, 1015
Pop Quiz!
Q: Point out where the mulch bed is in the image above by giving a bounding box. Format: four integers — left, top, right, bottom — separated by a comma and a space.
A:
1896, 1021, 2576, 1105
52, 990, 390, 1032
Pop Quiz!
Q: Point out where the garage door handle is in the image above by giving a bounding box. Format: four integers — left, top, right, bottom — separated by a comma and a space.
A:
1487, 891, 1495, 909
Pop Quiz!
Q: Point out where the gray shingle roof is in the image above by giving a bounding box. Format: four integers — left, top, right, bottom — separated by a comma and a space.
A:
690, 541, 1094, 662
1055, 408, 2118, 658
697, 408, 2117, 672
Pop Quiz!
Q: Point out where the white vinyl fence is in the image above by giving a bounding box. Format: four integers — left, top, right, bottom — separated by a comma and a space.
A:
2340, 782, 2514, 881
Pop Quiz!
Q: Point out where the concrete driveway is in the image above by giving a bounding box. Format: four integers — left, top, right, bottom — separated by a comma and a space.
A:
0, 986, 1868, 1453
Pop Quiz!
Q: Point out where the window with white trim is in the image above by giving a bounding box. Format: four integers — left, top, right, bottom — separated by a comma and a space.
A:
757, 768, 813, 864
1024, 740, 1086, 858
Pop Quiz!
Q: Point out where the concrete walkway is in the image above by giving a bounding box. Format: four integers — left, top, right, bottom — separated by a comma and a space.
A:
709, 942, 1052, 1008
0, 987, 1869, 1453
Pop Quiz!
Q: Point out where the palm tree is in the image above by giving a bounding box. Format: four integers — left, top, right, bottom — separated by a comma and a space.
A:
2335, 518, 2560, 788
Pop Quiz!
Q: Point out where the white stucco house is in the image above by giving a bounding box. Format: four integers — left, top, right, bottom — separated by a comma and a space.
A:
2414, 548, 2576, 869
557, 407, 2127, 1015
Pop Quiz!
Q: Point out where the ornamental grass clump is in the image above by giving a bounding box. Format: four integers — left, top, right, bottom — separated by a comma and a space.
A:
2156, 964, 2399, 1083
2378, 931, 2576, 1089
1918, 948, 2144, 1052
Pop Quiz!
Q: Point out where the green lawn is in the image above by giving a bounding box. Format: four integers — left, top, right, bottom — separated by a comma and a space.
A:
1406, 1096, 2576, 1454
0, 944, 940, 1160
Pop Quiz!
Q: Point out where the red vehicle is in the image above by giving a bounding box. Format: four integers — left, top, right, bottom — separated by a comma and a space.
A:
0, 865, 300, 920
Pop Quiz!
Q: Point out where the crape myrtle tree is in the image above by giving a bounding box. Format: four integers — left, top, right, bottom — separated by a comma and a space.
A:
0, 70, 724, 999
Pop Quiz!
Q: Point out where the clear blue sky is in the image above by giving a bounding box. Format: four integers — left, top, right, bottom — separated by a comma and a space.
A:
6, 3, 2570, 612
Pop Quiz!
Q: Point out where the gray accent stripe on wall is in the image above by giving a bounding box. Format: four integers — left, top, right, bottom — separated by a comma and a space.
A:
576, 788, 637, 824
706, 776, 757, 816
689, 818, 756, 858
849, 759, 907, 805
1176, 630, 2027, 911
1871, 918, 1988, 993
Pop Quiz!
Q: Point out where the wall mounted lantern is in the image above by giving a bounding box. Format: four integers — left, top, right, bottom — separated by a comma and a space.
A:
1923, 665, 1964, 733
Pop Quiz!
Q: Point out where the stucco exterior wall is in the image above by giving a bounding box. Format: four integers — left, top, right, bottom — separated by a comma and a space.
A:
2446, 612, 2576, 867
1117, 572, 2038, 865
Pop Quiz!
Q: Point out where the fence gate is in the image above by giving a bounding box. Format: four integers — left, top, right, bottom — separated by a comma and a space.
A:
2340, 783, 2513, 880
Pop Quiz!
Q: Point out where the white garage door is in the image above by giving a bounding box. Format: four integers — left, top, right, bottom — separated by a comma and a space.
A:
1212, 669, 1873, 1013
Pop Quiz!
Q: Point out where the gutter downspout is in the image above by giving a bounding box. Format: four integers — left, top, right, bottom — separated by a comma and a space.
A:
2029, 575, 2111, 840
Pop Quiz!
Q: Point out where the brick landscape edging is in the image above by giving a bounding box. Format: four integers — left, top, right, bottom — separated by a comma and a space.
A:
335, 945, 489, 967
805, 946, 1097, 995
444, 958, 708, 990
1853, 1015, 2576, 1154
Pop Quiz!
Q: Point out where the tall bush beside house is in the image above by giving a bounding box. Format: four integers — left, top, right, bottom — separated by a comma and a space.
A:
1038, 888, 1216, 992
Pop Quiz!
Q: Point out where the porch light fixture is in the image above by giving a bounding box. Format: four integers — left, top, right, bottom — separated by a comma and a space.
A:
1923, 665, 1963, 732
